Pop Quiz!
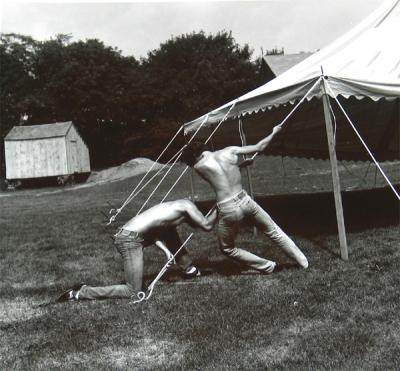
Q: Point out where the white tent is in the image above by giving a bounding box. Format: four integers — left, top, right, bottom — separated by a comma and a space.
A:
182, 0, 400, 260
184, 0, 400, 131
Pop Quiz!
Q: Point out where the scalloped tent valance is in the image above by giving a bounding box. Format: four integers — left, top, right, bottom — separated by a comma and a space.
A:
182, 1, 400, 161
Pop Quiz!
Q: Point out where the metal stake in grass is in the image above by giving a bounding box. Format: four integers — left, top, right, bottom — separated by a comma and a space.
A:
131, 205, 216, 304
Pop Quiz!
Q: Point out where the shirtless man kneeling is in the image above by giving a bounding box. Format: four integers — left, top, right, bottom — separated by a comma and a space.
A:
57, 199, 217, 302
182, 124, 309, 273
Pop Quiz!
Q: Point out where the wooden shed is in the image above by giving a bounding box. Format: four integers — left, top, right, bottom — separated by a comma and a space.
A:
4, 121, 90, 182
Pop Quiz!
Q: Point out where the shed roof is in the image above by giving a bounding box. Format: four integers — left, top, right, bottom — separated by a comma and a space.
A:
263, 52, 314, 76
5, 121, 73, 141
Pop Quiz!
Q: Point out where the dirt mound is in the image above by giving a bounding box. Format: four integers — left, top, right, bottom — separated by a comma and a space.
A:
87, 158, 165, 183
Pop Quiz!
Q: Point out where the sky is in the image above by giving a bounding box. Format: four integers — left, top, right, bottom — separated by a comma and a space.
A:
1, 0, 384, 60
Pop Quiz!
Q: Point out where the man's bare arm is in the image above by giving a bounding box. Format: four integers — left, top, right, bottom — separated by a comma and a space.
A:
185, 203, 216, 232
155, 240, 174, 260
207, 207, 218, 227
234, 125, 282, 156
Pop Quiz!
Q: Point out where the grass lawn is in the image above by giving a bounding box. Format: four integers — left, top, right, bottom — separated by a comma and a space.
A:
1, 157, 399, 370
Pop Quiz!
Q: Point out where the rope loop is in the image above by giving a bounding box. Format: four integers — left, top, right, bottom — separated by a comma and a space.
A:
131, 291, 146, 304
130, 206, 215, 304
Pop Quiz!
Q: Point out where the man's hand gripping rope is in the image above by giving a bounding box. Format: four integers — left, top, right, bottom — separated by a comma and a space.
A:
130, 205, 216, 304
237, 76, 322, 168
238, 124, 284, 168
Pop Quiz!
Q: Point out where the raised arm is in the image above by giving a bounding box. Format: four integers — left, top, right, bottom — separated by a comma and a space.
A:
234, 124, 282, 156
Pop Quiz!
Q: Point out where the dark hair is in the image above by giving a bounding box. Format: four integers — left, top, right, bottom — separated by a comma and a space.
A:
181, 141, 206, 167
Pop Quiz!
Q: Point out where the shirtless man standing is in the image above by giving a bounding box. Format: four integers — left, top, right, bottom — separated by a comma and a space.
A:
182, 124, 308, 273
57, 199, 217, 301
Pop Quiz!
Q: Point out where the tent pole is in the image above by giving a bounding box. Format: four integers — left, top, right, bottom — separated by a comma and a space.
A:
190, 168, 196, 201
322, 78, 348, 260
246, 166, 257, 237
239, 119, 257, 236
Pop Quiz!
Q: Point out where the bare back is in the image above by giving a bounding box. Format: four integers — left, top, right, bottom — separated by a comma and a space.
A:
194, 148, 243, 201
123, 201, 186, 234
123, 199, 214, 235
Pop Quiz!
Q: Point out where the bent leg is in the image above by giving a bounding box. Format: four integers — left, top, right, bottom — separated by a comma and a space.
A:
251, 203, 308, 268
79, 236, 144, 300
218, 217, 276, 273
79, 283, 136, 300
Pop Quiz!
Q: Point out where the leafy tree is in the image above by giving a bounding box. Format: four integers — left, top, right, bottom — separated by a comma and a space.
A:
0, 34, 39, 178
132, 30, 266, 160
1, 31, 266, 173
141, 31, 264, 122
29, 36, 142, 166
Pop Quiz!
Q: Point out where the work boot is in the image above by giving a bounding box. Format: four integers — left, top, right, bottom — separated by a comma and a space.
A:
183, 265, 201, 279
56, 284, 85, 302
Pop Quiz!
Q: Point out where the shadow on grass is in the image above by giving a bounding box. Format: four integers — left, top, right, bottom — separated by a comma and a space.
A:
0, 285, 52, 299
197, 184, 399, 237
160, 258, 300, 284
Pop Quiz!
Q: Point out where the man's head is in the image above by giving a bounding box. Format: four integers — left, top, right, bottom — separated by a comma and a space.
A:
181, 141, 206, 167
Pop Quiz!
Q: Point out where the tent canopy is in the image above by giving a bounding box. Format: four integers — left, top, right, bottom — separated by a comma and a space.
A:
183, 0, 399, 161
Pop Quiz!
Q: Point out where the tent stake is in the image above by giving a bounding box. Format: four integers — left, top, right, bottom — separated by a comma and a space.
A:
322, 78, 348, 260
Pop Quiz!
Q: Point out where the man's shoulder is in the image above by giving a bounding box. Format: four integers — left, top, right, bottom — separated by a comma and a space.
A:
215, 146, 240, 160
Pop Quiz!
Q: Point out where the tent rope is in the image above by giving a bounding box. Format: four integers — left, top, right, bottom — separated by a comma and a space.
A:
141, 77, 320, 213
130, 113, 210, 210
325, 80, 400, 201
329, 102, 337, 144
161, 165, 190, 203
203, 100, 239, 145
130, 102, 240, 303
106, 113, 212, 224
135, 150, 185, 216
122, 148, 183, 206
157, 100, 239, 204
131, 232, 193, 304
106, 146, 184, 224
106, 126, 183, 224
238, 119, 247, 153
329, 100, 369, 186
247, 76, 323, 162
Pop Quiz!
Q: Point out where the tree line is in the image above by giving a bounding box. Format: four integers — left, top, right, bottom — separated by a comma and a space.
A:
0, 31, 274, 174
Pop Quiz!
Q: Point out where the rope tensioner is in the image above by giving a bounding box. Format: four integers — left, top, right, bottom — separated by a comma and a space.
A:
130, 206, 216, 304
130, 233, 193, 304
102, 80, 325, 302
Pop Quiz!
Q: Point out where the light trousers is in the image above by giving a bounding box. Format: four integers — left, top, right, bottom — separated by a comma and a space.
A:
217, 191, 308, 272
79, 228, 193, 300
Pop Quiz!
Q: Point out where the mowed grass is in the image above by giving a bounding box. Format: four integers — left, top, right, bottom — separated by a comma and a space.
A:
1, 157, 399, 370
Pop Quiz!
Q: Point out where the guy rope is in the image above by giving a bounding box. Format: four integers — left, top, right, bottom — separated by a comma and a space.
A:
325, 80, 400, 201
106, 99, 239, 225
130, 206, 216, 304
108, 77, 325, 303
